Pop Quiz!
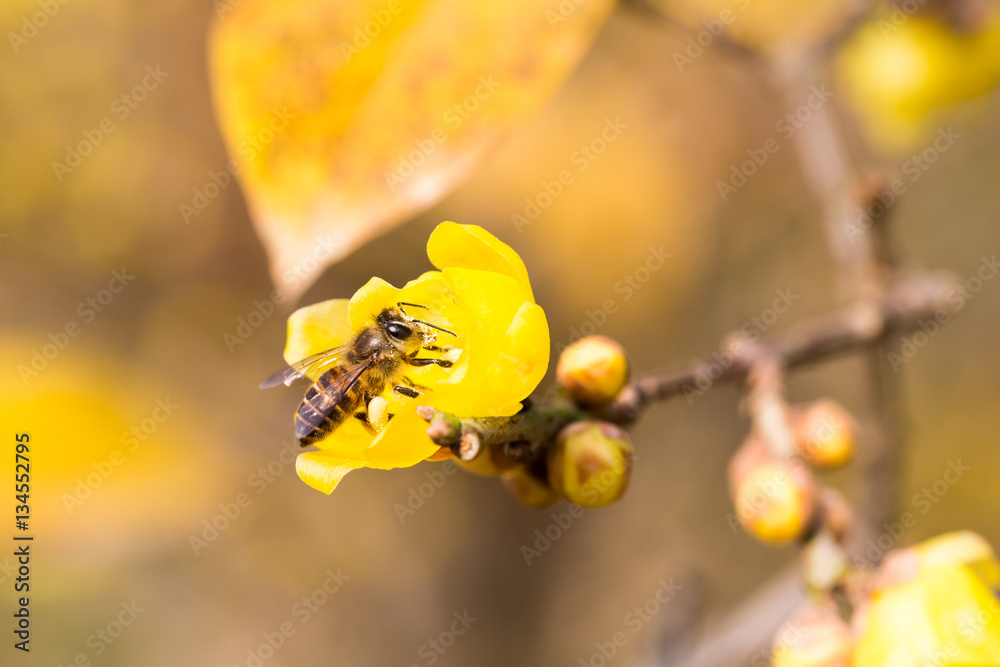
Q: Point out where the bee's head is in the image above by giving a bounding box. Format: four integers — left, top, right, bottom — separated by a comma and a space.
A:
376, 308, 433, 354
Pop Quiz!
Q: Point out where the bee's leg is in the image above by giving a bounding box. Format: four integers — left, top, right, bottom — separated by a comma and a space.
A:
421, 344, 454, 353
407, 357, 453, 368
401, 375, 429, 390
394, 385, 420, 399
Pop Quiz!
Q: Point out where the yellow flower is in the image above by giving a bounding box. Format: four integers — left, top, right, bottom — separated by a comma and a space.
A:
853, 531, 1000, 667
284, 222, 549, 493
839, 11, 1000, 151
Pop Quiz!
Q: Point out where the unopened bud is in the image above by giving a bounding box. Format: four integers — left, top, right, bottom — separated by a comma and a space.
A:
734, 460, 816, 544
556, 336, 630, 408
457, 443, 516, 476
548, 422, 633, 508
772, 602, 852, 667
501, 464, 560, 509
792, 400, 856, 468
727, 432, 770, 497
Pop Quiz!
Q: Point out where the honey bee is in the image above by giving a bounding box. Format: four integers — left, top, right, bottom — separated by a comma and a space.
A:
260, 302, 456, 446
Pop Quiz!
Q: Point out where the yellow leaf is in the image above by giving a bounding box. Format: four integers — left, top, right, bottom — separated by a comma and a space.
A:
209, 0, 615, 300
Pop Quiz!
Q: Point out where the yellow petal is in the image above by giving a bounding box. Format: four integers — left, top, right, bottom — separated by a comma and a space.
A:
284, 298, 353, 365
428, 267, 541, 414
427, 222, 533, 298
855, 541, 1000, 667
348, 276, 400, 331
364, 408, 440, 468
484, 301, 550, 412
918, 530, 1000, 587
295, 452, 367, 494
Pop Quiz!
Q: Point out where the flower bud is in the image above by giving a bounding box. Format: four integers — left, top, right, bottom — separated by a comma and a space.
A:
792, 400, 856, 469
772, 602, 852, 667
456, 443, 516, 476
547, 422, 633, 508
727, 433, 770, 497
501, 464, 560, 509
734, 460, 816, 544
556, 336, 629, 408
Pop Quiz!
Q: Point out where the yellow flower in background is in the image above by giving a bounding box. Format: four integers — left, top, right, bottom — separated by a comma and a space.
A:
839, 10, 1000, 152
853, 531, 1000, 667
285, 222, 549, 493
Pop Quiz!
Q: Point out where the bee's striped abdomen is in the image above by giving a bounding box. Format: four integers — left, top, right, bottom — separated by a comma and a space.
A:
295, 368, 361, 445
295, 364, 388, 446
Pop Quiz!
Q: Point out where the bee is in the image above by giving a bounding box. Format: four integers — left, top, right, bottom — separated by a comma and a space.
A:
260, 302, 457, 446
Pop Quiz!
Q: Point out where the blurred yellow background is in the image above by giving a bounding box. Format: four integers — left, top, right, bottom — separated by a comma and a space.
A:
2, 0, 1000, 665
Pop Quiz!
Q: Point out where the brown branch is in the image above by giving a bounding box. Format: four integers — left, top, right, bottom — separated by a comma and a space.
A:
423, 270, 957, 456
602, 271, 955, 423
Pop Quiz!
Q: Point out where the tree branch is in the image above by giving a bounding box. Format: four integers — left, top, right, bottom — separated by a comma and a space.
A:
423, 270, 957, 457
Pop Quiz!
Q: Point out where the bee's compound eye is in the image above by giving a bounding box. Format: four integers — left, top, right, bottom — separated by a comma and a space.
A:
385, 322, 412, 341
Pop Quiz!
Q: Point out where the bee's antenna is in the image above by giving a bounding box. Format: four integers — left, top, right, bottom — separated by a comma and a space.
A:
413, 319, 458, 337
397, 302, 457, 337
397, 302, 429, 311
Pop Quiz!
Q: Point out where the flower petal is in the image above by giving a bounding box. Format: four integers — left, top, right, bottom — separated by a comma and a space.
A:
364, 408, 441, 468
348, 277, 401, 332
295, 452, 367, 494
426, 267, 539, 414
284, 298, 353, 365
485, 301, 550, 412
427, 222, 533, 299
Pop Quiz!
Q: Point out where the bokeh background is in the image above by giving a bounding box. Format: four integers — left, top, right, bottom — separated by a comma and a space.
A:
2, 0, 999, 665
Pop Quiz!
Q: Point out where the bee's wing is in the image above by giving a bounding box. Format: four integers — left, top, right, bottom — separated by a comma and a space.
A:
293, 356, 378, 442
259, 344, 353, 389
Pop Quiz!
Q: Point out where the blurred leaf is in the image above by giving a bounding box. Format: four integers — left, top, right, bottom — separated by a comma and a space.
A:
209, 0, 615, 300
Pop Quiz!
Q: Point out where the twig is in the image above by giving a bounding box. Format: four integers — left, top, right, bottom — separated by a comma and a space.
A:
422, 271, 957, 454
